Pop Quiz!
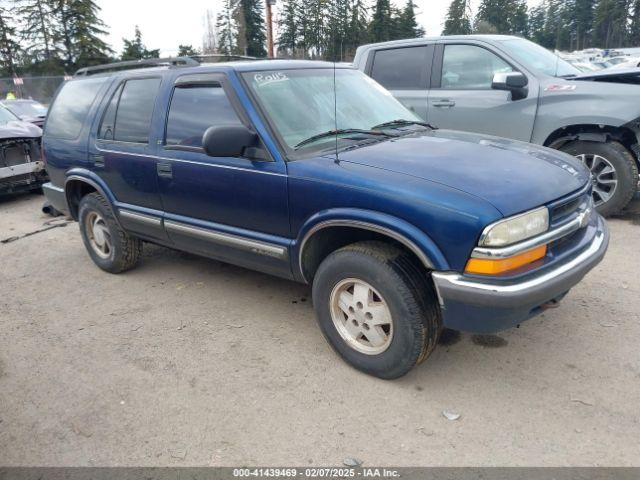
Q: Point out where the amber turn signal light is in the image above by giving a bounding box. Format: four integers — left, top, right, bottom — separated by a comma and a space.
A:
465, 245, 547, 275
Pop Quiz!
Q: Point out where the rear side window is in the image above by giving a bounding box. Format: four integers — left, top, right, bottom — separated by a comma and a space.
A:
165, 84, 242, 147
98, 83, 123, 140
46, 78, 107, 139
370, 46, 429, 90
99, 78, 161, 144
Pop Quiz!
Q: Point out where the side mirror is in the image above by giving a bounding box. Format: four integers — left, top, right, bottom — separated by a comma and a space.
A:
202, 124, 258, 158
492, 72, 529, 100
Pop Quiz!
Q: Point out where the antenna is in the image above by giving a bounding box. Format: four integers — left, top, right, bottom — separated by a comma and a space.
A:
333, 60, 339, 163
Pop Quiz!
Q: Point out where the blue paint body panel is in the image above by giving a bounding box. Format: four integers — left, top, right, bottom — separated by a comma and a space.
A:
41, 60, 607, 333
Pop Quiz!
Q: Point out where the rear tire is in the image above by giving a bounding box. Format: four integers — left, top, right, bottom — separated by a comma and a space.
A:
559, 140, 638, 217
78, 192, 142, 273
312, 241, 441, 379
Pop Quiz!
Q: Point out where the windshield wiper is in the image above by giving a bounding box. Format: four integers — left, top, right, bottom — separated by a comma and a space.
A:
372, 119, 436, 130
294, 129, 392, 150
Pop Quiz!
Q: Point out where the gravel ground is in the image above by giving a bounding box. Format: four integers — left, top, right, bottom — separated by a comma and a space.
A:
1, 192, 639, 467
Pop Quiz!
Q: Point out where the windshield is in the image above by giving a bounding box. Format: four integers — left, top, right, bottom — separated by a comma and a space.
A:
5, 101, 47, 117
0, 105, 19, 125
499, 38, 581, 77
243, 69, 420, 151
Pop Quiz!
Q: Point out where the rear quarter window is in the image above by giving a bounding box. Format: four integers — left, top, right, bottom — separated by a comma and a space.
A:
370, 46, 430, 90
45, 78, 107, 140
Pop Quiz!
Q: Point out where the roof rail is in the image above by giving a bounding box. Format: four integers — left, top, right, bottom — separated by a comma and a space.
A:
192, 54, 258, 63
74, 57, 200, 76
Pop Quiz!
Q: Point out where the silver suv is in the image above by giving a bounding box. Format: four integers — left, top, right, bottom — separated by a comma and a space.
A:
354, 35, 640, 216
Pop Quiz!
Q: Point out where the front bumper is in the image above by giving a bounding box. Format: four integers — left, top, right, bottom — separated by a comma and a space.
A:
431, 214, 609, 333
0, 161, 47, 194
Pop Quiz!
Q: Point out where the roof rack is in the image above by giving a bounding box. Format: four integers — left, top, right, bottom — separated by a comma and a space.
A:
192, 54, 258, 63
74, 56, 200, 76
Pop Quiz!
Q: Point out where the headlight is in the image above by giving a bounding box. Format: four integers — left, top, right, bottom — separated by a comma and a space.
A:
479, 207, 549, 247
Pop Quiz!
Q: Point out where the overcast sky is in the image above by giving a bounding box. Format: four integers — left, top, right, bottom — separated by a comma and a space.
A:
98, 0, 543, 57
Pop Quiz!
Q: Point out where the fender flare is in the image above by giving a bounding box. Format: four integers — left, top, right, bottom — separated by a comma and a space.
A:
64, 169, 120, 225
294, 208, 449, 282
547, 132, 609, 150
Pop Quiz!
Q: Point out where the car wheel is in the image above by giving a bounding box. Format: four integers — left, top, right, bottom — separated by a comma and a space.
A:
312, 241, 441, 379
559, 140, 638, 217
78, 192, 142, 273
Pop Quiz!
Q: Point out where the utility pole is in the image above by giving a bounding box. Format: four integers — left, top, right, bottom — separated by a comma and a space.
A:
266, 0, 275, 58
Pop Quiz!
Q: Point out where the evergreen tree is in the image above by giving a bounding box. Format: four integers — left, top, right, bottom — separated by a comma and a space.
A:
178, 44, 199, 56
443, 0, 472, 35
396, 0, 425, 39
237, 0, 267, 57
574, 0, 596, 49
541, 0, 567, 49
475, 0, 528, 35
57, 0, 112, 69
296, 0, 313, 58
277, 0, 298, 56
630, 0, 640, 45
0, 5, 21, 76
326, 0, 350, 60
121, 26, 159, 60
593, 0, 630, 48
528, 4, 550, 47
346, 0, 370, 55
17, 0, 60, 62
370, 0, 393, 42
475, 0, 506, 32
307, 0, 328, 58
510, 0, 529, 37
216, 0, 238, 55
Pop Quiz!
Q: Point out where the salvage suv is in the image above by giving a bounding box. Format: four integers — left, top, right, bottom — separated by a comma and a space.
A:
354, 35, 640, 216
42, 59, 608, 379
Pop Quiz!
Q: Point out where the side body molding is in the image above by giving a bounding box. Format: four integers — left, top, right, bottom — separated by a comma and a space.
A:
294, 208, 449, 282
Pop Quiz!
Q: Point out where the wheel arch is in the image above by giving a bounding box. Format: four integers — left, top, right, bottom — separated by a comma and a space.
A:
64, 169, 119, 223
295, 210, 448, 284
543, 123, 639, 158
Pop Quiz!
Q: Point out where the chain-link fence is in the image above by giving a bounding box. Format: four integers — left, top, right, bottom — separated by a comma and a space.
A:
0, 76, 67, 106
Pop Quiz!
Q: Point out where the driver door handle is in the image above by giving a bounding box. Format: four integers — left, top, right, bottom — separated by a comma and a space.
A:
157, 162, 173, 179
432, 99, 456, 108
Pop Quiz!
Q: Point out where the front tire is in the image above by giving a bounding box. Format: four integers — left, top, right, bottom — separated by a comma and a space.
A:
78, 192, 142, 273
559, 140, 638, 217
312, 241, 441, 379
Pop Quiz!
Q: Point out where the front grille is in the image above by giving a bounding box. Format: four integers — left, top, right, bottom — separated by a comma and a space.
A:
552, 197, 581, 223
549, 184, 591, 227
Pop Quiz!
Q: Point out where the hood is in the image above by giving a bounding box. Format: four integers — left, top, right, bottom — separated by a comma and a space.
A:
336, 129, 589, 217
0, 120, 42, 140
19, 115, 46, 127
570, 67, 640, 84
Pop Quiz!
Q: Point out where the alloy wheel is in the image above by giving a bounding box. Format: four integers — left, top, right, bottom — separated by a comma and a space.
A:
575, 153, 618, 207
329, 278, 394, 355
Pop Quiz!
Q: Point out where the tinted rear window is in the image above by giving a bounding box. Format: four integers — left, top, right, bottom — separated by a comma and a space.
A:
370, 46, 430, 90
111, 78, 161, 143
165, 84, 242, 147
45, 78, 107, 139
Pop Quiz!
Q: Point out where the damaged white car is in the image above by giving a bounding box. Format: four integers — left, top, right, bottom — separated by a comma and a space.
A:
0, 104, 45, 196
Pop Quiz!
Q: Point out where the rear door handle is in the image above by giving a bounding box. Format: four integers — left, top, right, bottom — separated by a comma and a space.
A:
157, 162, 173, 179
432, 99, 456, 108
90, 154, 104, 168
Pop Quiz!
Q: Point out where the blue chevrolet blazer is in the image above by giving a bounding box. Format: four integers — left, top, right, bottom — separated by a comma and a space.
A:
42, 59, 609, 379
